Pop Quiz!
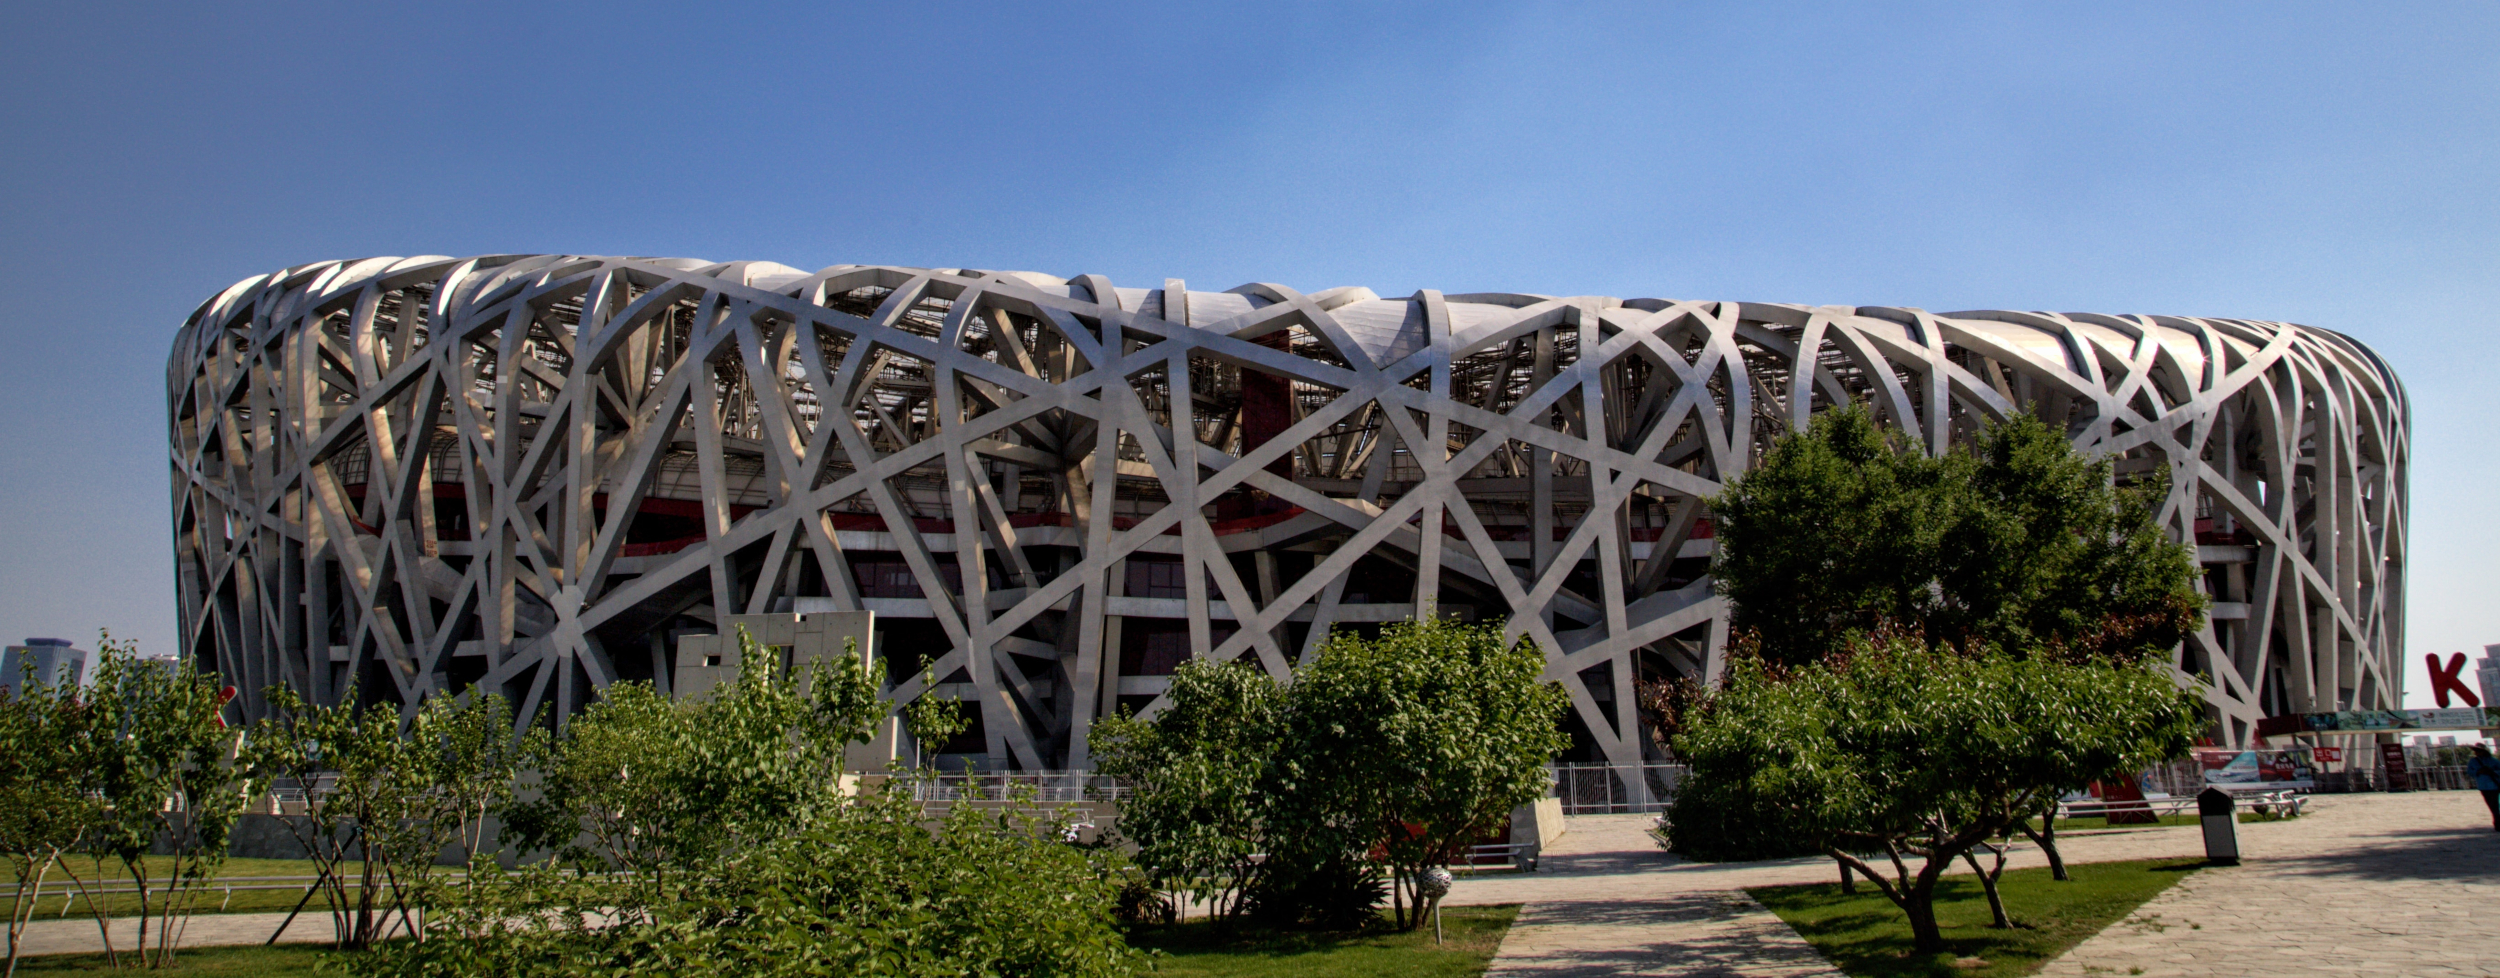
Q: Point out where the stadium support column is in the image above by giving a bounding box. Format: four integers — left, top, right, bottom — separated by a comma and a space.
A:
1232, 331, 1295, 519
1530, 328, 1557, 632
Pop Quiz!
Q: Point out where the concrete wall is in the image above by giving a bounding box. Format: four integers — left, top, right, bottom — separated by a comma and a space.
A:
1509, 797, 1567, 851
156, 815, 479, 867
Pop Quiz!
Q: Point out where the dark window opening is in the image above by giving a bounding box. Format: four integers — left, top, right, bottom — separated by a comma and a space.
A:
1118, 619, 1236, 676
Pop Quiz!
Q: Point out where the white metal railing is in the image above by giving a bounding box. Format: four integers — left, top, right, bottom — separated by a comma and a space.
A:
2058, 788, 2307, 821
1549, 763, 1687, 815
910, 771, 1127, 805
1456, 841, 1539, 871
2397, 764, 2478, 791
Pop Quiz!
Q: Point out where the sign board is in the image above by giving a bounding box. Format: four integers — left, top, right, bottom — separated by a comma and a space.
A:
2195, 748, 2314, 789
2292, 708, 2498, 733
2313, 746, 2344, 764
2098, 773, 2158, 824
2478, 646, 2500, 712
2379, 742, 2411, 791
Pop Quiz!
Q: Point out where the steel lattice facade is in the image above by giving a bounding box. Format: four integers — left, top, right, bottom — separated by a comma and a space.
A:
169, 255, 2408, 768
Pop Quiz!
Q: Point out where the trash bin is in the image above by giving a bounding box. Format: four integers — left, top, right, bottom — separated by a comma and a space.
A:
2198, 787, 2240, 865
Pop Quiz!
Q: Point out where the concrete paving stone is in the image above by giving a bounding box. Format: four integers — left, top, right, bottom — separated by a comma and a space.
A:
2038, 790, 2500, 976
15, 909, 340, 958
1456, 791, 2500, 978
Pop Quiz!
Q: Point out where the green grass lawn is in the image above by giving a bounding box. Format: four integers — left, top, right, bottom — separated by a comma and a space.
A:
6, 855, 328, 884
1, 855, 470, 925
1750, 858, 2202, 978
1125, 904, 1519, 977
2046, 811, 2287, 833
8, 945, 332, 976
5, 856, 448, 917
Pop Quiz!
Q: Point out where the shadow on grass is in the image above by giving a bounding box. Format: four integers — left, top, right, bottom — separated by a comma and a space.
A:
1751, 858, 2202, 978
10, 944, 334, 977
1125, 904, 1518, 978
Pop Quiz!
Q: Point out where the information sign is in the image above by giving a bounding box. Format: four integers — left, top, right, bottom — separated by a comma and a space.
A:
2195, 748, 2314, 789
2294, 709, 2498, 733
2379, 742, 2410, 791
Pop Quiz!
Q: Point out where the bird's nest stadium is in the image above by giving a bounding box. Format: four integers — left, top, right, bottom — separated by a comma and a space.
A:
169, 256, 2408, 774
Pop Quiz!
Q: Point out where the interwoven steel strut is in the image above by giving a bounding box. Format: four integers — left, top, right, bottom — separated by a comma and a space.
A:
169, 255, 2408, 770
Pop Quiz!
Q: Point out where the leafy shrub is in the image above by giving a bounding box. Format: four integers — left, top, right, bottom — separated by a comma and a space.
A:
350, 626, 1138, 977
1097, 618, 1567, 932
1667, 636, 2203, 951
356, 783, 1138, 978
1240, 850, 1388, 931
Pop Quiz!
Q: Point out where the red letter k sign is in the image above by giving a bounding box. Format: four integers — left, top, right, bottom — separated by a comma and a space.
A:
2427, 652, 2480, 709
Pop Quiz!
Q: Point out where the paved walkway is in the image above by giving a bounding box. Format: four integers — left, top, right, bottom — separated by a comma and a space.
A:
2038, 791, 2500, 977
16, 909, 338, 958
1456, 791, 2500, 977
1461, 814, 1847, 976
1488, 889, 1843, 977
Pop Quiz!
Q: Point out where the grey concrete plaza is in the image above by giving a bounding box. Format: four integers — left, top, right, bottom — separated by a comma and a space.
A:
1456, 790, 2500, 977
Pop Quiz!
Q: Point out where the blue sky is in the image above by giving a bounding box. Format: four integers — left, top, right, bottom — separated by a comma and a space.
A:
1, 2, 2490, 704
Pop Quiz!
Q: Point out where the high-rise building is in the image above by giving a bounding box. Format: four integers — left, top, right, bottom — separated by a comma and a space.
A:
0, 638, 86, 698
2477, 644, 2500, 712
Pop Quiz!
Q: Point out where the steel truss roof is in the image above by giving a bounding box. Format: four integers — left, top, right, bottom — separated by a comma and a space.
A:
169, 255, 2409, 770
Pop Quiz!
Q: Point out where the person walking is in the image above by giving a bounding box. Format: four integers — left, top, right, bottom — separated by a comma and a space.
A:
2468, 743, 2500, 832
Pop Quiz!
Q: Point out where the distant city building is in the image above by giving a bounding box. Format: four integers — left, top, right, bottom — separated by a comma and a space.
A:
2478, 644, 2500, 711
0, 638, 86, 698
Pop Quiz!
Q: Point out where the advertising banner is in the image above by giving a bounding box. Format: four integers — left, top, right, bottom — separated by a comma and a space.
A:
2195, 747, 2315, 789
2380, 743, 2411, 791
2295, 708, 2497, 733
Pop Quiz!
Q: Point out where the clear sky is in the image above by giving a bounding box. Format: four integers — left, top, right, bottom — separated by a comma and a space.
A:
1, 2, 2489, 705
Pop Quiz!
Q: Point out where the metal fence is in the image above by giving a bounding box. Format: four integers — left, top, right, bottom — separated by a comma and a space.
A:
2389, 764, 2476, 792
1540, 757, 2487, 816
2141, 758, 2208, 797
1549, 763, 1688, 814
909, 771, 1128, 805
2305, 764, 2479, 793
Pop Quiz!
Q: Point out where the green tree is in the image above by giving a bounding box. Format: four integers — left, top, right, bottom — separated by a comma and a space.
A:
407, 689, 546, 865
85, 636, 252, 968
240, 685, 414, 949
1706, 407, 1946, 669
1104, 619, 1569, 934
1278, 619, 1569, 931
1683, 407, 2208, 885
1667, 636, 2203, 953
900, 667, 970, 770
665, 785, 1139, 977
359, 781, 1139, 978
242, 686, 543, 949
1708, 408, 2201, 668
0, 671, 101, 976
1936, 414, 2205, 662
357, 628, 1138, 978
1092, 657, 1280, 922
501, 626, 884, 920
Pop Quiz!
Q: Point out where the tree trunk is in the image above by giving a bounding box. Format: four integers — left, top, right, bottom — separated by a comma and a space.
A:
1902, 886, 1944, 953
58, 859, 118, 969
1836, 857, 1855, 893
6, 856, 45, 978
2020, 804, 2068, 882
1959, 846, 2011, 929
